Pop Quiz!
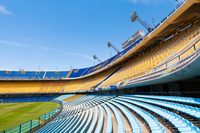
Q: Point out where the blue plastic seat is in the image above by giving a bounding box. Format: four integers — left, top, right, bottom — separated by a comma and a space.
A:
87, 107, 99, 133
109, 100, 142, 133
125, 96, 200, 119
117, 96, 200, 133
101, 103, 113, 133
113, 98, 165, 133
95, 105, 104, 133
133, 95, 200, 105
105, 102, 126, 133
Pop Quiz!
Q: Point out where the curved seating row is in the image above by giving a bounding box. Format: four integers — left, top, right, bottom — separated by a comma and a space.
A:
109, 101, 142, 133
37, 95, 200, 133
105, 102, 125, 133
95, 105, 105, 133
118, 96, 200, 133
125, 96, 200, 119
113, 99, 164, 133
87, 107, 99, 133
134, 95, 200, 105
101, 103, 113, 133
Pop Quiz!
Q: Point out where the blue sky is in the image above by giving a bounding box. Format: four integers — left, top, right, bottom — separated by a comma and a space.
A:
0, 0, 178, 71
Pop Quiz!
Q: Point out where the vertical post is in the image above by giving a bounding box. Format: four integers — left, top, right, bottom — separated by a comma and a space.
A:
30, 120, 32, 133
19, 124, 22, 133
38, 116, 40, 128
50, 110, 53, 118
47, 113, 49, 121
44, 113, 46, 122
52, 110, 54, 116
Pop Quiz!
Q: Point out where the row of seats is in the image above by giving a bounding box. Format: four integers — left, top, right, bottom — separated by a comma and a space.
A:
99, 22, 200, 88
134, 95, 200, 105
0, 71, 68, 79
125, 97, 200, 119
77, 69, 115, 91
37, 94, 200, 133
0, 68, 114, 94
0, 81, 67, 94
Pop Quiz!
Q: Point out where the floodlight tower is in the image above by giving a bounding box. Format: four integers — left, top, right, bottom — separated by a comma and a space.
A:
131, 11, 153, 32
93, 55, 102, 63
107, 41, 120, 54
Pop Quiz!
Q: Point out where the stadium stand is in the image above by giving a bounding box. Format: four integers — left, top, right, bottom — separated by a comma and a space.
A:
0, 1, 198, 95
124, 96, 200, 119
37, 94, 200, 133
99, 22, 200, 88
0, 1, 195, 81
0, 68, 117, 94
1, 1, 200, 132
133, 95, 200, 105
0, 82, 43, 94
0, 71, 45, 79
44, 71, 69, 79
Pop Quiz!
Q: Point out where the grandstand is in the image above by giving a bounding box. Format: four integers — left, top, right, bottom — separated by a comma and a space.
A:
37, 95, 200, 133
0, 0, 200, 132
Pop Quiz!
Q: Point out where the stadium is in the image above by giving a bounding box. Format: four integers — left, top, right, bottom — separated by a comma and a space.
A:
0, 0, 200, 132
